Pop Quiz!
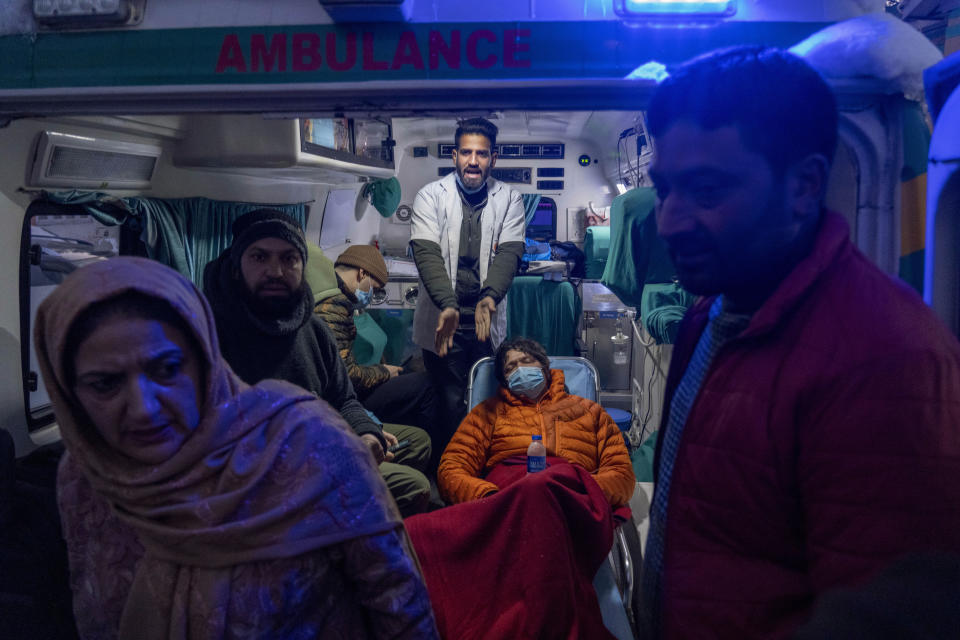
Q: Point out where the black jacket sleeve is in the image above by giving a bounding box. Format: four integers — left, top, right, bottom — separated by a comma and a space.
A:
312, 318, 386, 448
480, 240, 524, 304
411, 239, 458, 310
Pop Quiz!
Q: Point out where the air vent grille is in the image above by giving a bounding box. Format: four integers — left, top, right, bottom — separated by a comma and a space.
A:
30, 131, 162, 189
49, 146, 158, 182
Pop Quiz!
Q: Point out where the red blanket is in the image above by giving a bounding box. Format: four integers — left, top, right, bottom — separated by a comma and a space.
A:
406, 460, 617, 640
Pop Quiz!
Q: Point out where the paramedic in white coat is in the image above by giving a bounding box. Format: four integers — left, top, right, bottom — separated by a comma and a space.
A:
410, 117, 526, 467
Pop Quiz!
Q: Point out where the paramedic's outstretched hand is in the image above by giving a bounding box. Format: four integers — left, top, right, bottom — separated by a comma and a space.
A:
475, 296, 496, 342
360, 433, 386, 464
435, 307, 459, 357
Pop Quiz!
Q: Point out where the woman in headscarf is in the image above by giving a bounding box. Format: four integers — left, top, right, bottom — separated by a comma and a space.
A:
34, 256, 438, 640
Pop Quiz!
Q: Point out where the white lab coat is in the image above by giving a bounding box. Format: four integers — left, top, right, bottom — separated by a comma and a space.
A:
410, 172, 526, 354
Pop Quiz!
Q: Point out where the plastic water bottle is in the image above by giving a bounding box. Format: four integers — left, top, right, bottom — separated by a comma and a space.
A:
527, 435, 546, 473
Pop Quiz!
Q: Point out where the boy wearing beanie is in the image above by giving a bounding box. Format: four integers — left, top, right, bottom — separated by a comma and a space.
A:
317, 245, 438, 466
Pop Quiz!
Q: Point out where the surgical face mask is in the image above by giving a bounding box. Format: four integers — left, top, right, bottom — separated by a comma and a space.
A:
455, 170, 486, 195
355, 286, 372, 308
507, 366, 547, 400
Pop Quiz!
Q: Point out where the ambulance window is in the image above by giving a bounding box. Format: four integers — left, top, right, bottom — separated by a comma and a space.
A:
22, 206, 121, 430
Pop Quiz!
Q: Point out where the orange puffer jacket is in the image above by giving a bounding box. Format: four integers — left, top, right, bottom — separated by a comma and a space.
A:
438, 369, 635, 506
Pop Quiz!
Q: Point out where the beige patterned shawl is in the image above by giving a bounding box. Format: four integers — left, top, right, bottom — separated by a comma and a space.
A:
34, 257, 402, 638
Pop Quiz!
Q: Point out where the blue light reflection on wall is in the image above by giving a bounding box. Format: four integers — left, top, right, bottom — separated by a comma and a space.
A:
620, 0, 737, 17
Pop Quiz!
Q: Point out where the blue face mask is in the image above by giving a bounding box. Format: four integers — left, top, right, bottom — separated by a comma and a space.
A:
507, 366, 547, 400
355, 287, 372, 308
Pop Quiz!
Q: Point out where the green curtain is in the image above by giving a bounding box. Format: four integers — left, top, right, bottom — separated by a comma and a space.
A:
367, 309, 416, 366
600, 187, 676, 307
506, 275, 581, 356
521, 193, 542, 227
641, 282, 695, 344
583, 226, 610, 279
631, 431, 658, 482
41, 191, 306, 285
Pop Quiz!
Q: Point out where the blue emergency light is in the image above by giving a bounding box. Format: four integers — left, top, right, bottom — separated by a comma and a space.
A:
614, 0, 737, 18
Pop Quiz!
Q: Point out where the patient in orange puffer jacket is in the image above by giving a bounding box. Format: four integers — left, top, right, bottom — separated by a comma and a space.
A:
438, 337, 634, 507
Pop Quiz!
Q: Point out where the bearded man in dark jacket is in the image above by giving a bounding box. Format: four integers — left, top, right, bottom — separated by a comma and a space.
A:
203, 208, 431, 517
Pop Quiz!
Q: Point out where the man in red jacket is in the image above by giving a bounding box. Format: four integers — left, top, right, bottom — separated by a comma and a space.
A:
640, 46, 960, 639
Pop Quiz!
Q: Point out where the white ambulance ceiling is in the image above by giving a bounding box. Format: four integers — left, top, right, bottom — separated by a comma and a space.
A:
390, 111, 645, 159
44, 110, 643, 149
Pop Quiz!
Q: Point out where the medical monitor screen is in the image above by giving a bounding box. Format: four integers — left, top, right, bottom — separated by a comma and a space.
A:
298, 117, 394, 169
301, 118, 352, 153
526, 198, 557, 242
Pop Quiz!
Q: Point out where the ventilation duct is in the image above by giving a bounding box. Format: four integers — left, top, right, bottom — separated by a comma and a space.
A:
29, 131, 161, 189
